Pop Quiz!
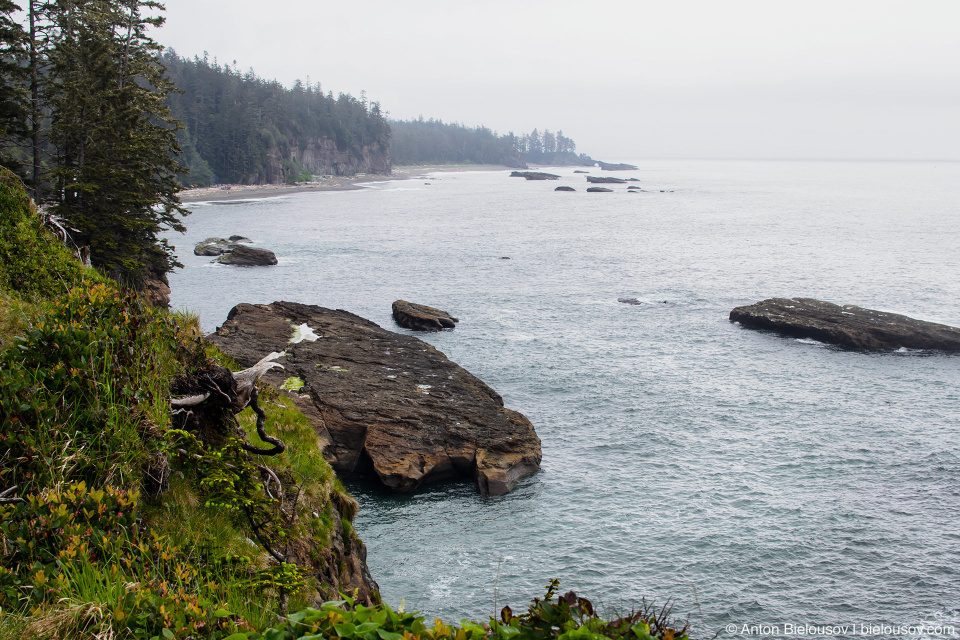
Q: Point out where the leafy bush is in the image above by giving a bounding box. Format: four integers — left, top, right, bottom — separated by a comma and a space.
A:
219, 580, 689, 640
0, 168, 91, 300
0, 482, 294, 638
0, 282, 184, 494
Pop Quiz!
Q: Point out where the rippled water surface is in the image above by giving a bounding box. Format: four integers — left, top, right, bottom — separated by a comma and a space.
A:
169, 160, 960, 637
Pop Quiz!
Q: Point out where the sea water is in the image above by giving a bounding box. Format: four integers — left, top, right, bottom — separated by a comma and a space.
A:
168, 160, 960, 638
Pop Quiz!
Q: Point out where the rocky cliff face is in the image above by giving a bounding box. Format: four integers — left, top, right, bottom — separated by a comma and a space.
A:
208, 301, 542, 496
262, 138, 391, 183
291, 489, 379, 605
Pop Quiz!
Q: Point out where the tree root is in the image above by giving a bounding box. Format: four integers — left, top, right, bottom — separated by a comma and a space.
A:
241, 387, 285, 456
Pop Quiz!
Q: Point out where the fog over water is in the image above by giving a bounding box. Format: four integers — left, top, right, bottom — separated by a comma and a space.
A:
154, 0, 960, 161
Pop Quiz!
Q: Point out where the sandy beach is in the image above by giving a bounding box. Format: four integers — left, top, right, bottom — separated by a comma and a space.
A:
179, 164, 511, 203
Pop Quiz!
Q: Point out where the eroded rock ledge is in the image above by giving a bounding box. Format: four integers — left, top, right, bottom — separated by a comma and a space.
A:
730, 297, 960, 351
209, 301, 542, 495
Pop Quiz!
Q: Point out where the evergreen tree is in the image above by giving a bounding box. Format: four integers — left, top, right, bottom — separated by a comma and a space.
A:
0, 0, 28, 172
45, 0, 186, 285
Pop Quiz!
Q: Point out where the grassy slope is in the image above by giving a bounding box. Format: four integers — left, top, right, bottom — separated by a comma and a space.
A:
0, 169, 373, 637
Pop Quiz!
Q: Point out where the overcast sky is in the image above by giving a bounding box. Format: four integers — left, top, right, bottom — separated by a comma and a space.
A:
154, 0, 960, 161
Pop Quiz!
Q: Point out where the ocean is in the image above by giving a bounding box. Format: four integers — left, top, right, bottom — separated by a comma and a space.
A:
168, 160, 960, 638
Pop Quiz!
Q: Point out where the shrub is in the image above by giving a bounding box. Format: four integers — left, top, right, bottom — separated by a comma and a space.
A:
0, 282, 184, 494
0, 168, 91, 300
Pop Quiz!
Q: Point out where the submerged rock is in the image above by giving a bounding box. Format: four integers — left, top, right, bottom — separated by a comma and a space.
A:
730, 297, 960, 351
209, 301, 542, 495
587, 187, 614, 193
214, 245, 278, 266
392, 300, 458, 331
618, 297, 641, 305
573, 170, 589, 174
555, 186, 576, 192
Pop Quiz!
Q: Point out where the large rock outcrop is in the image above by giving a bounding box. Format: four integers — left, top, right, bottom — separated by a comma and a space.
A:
208, 302, 542, 495
730, 298, 960, 351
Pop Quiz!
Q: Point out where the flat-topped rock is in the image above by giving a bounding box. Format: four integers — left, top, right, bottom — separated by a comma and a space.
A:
555, 186, 576, 192
587, 187, 613, 193
392, 300, 458, 331
208, 302, 541, 495
730, 298, 960, 351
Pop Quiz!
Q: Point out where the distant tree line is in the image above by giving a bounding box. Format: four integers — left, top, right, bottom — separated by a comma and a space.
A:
162, 51, 391, 186
390, 118, 593, 167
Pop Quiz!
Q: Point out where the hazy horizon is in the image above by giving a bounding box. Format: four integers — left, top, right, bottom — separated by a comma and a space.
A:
153, 0, 960, 162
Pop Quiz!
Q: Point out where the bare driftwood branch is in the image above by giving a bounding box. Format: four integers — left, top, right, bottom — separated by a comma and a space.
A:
232, 351, 285, 411
170, 351, 288, 456
0, 486, 25, 504
170, 393, 211, 408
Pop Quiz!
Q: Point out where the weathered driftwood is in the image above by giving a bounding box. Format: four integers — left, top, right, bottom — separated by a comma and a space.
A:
0, 486, 24, 504
170, 352, 287, 456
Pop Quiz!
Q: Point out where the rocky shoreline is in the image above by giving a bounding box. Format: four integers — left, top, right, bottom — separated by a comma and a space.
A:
209, 301, 542, 496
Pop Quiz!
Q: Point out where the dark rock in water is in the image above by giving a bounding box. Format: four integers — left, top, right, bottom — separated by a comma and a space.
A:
208, 301, 542, 495
228, 235, 253, 243
597, 161, 639, 171
573, 170, 589, 174
194, 238, 242, 256
214, 245, 278, 266
392, 300, 458, 331
555, 186, 576, 192
587, 187, 614, 193
626, 178, 641, 182
587, 176, 627, 184
730, 297, 960, 351
500, 256, 511, 260
510, 171, 560, 180
627, 185, 641, 189
618, 297, 641, 305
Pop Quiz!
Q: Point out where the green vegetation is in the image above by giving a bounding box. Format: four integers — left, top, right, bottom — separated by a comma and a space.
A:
390, 119, 593, 168
0, 0, 187, 288
162, 51, 391, 186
